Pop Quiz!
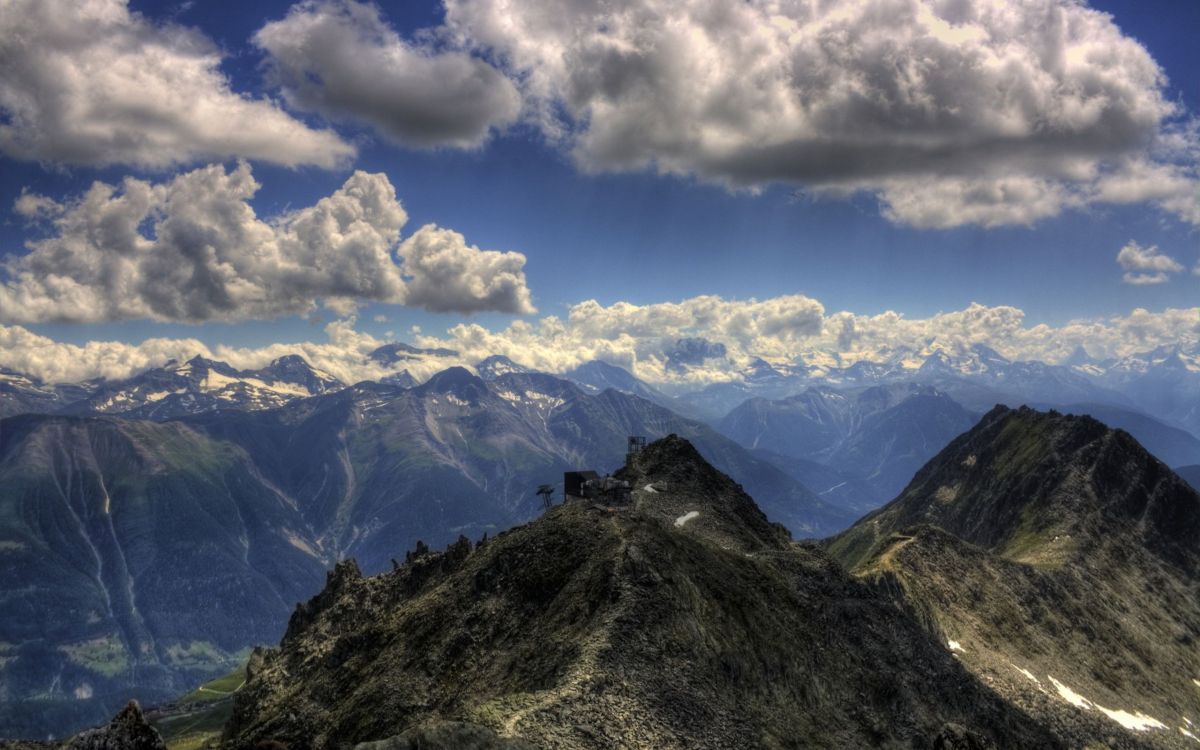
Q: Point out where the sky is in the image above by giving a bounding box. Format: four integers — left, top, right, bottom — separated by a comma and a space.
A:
0, 0, 1198, 385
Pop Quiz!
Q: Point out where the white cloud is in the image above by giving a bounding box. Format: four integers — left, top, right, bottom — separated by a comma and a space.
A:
0, 162, 535, 322
0, 0, 354, 168
398, 225, 536, 314
440, 0, 1200, 228
1117, 241, 1183, 285
255, 0, 520, 149
873, 175, 1080, 229
412, 298, 1200, 384
1, 298, 1198, 386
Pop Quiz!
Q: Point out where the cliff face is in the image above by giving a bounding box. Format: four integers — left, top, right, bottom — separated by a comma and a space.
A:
222, 436, 1054, 750
830, 406, 1200, 749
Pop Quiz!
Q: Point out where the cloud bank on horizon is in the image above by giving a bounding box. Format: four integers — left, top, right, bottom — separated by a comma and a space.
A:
1, 296, 1197, 386
1, 0, 1197, 229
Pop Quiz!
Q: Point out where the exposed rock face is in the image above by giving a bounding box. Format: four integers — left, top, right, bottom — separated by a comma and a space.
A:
830, 406, 1200, 749
65, 702, 165, 750
222, 435, 1056, 750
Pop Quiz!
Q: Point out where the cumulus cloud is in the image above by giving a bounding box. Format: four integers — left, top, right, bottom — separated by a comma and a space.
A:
0, 0, 354, 168
2, 298, 1199, 386
398, 225, 535, 314
438, 0, 1199, 227
1117, 241, 1183, 285
255, 0, 520, 149
0, 162, 535, 323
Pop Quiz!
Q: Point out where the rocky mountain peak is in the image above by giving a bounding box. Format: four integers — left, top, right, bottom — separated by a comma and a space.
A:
475, 355, 529, 381
834, 404, 1200, 573
65, 701, 164, 750
417, 366, 489, 400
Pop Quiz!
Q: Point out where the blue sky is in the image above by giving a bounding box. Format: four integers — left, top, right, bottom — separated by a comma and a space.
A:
0, 0, 1197, 381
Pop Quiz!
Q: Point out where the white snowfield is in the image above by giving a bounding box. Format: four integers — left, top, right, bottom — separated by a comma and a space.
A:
1045, 675, 1167, 732
1010, 667, 1178, 734
674, 511, 699, 527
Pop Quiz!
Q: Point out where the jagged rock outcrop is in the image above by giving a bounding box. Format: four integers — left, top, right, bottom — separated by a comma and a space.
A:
0, 703, 166, 750
65, 702, 164, 750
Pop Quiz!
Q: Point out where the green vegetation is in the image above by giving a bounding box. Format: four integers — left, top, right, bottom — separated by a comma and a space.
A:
59, 635, 130, 677
156, 703, 232, 750
998, 503, 1071, 569
154, 663, 248, 750
178, 665, 246, 704
163, 641, 244, 670
990, 413, 1055, 476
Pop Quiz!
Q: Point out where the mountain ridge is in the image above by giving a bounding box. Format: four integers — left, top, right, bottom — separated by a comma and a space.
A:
220, 435, 1058, 749
829, 406, 1200, 748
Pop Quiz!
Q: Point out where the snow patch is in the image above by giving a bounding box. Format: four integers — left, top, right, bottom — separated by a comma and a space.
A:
1011, 664, 1042, 687
643, 484, 658, 494
1181, 726, 1199, 743
1096, 707, 1167, 732
947, 640, 964, 653
1047, 675, 1168, 732
525, 391, 565, 408
1049, 677, 1089, 709
674, 511, 699, 528
201, 369, 309, 397
445, 394, 470, 407
74, 682, 93, 700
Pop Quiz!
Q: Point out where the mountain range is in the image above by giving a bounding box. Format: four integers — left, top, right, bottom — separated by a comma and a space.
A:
4, 343, 1200, 740
3, 409, 1198, 747
0, 367, 847, 737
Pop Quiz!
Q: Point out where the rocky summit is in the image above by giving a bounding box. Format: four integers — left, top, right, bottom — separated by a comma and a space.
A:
830, 406, 1200, 749
221, 435, 1054, 749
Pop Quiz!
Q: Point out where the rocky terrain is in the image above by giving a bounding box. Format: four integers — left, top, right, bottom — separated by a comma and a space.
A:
829, 406, 1200, 749
221, 436, 1055, 749
0, 701, 165, 750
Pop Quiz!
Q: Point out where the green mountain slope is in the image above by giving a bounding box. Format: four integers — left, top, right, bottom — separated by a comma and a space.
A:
829, 406, 1200, 748
0, 416, 327, 738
